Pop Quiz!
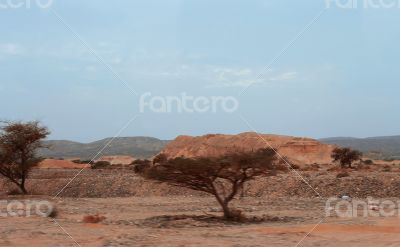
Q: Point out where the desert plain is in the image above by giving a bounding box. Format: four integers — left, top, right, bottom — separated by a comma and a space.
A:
1, 164, 400, 247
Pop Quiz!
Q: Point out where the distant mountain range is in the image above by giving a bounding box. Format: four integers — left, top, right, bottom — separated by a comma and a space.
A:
39, 137, 170, 160
320, 136, 400, 160
38, 135, 400, 161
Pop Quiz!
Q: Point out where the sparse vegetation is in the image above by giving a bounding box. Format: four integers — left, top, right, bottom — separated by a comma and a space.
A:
91, 161, 111, 169
382, 165, 392, 172
136, 148, 278, 220
331, 147, 363, 169
132, 159, 151, 173
364, 159, 374, 165
47, 205, 58, 218
291, 164, 300, 170
73, 160, 94, 165
0, 121, 49, 194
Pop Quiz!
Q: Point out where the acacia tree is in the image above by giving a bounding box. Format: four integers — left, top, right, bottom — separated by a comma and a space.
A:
331, 147, 362, 168
136, 148, 277, 220
0, 121, 49, 194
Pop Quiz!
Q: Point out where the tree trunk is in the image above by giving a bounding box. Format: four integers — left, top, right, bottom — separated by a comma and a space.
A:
213, 194, 234, 219
18, 185, 27, 194
221, 202, 233, 219
211, 182, 242, 220
222, 204, 236, 220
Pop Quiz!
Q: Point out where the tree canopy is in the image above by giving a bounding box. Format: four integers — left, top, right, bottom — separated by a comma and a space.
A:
0, 121, 49, 194
331, 147, 362, 168
136, 148, 278, 220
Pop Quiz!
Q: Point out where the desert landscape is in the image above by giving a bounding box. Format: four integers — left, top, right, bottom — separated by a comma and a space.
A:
1, 133, 400, 246
2, 1, 400, 246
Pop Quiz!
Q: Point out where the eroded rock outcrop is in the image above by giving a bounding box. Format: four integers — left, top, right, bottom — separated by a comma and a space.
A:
160, 132, 336, 165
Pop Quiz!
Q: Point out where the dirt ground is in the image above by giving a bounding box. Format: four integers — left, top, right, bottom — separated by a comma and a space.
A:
1, 196, 400, 247
2, 166, 400, 198
1, 166, 400, 246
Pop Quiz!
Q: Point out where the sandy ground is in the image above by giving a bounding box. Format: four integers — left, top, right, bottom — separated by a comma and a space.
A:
1, 196, 400, 247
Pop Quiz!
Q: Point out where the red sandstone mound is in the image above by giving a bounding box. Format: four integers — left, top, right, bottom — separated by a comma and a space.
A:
38, 159, 87, 169
160, 132, 336, 166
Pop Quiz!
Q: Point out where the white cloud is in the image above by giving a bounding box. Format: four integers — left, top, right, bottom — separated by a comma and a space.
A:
120, 63, 298, 88
207, 67, 297, 88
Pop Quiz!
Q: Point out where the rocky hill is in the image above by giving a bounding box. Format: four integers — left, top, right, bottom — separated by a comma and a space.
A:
320, 136, 400, 160
39, 137, 170, 160
161, 132, 336, 165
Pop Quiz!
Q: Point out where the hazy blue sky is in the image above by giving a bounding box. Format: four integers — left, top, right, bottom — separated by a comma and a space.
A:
1, 0, 399, 142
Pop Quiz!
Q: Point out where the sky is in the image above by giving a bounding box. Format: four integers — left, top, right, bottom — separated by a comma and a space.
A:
0, 0, 399, 142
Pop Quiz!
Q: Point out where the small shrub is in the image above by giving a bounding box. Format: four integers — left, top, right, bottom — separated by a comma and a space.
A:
83, 214, 106, 223
364, 160, 374, 165
47, 205, 58, 218
382, 165, 392, 172
291, 164, 300, 170
132, 159, 151, 173
91, 161, 111, 169
79, 160, 94, 165
336, 172, 350, 178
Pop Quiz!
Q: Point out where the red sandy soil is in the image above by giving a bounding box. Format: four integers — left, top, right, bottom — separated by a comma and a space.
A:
0, 196, 399, 247
37, 159, 87, 169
